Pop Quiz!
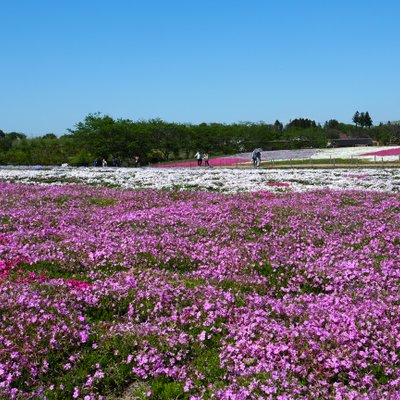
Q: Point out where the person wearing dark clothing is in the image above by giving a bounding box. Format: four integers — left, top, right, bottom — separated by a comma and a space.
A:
194, 151, 202, 166
252, 149, 262, 167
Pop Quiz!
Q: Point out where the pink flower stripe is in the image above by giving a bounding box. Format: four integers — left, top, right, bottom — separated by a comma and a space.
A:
359, 147, 400, 157
0, 182, 399, 398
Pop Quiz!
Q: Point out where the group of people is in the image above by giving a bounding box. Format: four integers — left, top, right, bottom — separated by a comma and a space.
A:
93, 150, 262, 168
94, 158, 109, 167
194, 151, 210, 167
93, 157, 139, 167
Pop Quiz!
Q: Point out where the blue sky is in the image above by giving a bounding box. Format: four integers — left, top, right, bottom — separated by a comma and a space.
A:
1, 0, 399, 136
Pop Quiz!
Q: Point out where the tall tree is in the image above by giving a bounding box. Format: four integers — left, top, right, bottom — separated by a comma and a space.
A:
274, 120, 283, 132
352, 111, 360, 127
364, 111, 373, 128
359, 112, 366, 128
324, 119, 339, 129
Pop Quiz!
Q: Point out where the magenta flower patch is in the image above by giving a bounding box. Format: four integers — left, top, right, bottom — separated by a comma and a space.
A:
360, 147, 400, 157
0, 182, 399, 398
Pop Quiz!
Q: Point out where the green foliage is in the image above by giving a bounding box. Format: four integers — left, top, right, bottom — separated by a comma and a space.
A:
282, 127, 327, 149
0, 111, 397, 166
353, 110, 373, 129
286, 118, 317, 129
255, 261, 274, 278
87, 197, 116, 206
20, 260, 86, 280
40, 333, 140, 399
149, 378, 187, 399
324, 119, 340, 129
192, 345, 227, 383
147, 149, 165, 163
217, 279, 254, 295
86, 295, 133, 323
138, 252, 198, 273
270, 158, 369, 165
353, 111, 361, 127
69, 149, 93, 166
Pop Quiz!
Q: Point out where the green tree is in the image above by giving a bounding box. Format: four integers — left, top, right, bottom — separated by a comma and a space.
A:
147, 119, 180, 161
274, 120, 283, 132
68, 113, 116, 158
324, 119, 339, 129
41, 133, 57, 140
355, 111, 373, 129
364, 111, 373, 128
286, 118, 317, 129
352, 111, 360, 127
0, 132, 27, 157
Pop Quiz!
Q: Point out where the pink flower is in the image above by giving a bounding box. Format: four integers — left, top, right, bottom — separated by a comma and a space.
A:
72, 387, 79, 398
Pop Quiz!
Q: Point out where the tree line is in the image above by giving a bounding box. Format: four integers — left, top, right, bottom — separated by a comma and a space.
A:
1, 112, 399, 166
352, 111, 373, 128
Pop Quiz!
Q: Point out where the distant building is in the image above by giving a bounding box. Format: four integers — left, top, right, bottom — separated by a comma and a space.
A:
327, 138, 373, 148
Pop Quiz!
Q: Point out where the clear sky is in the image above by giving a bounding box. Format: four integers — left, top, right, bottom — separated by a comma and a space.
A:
1, 0, 399, 137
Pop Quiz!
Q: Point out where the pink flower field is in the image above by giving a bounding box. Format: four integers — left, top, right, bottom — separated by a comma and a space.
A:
360, 147, 400, 157
0, 182, 400, 399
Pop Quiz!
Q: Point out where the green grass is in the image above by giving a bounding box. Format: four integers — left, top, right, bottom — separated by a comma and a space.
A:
20, 260, 88, 280
87, 197, 116, 206
39, 333, 140, 399
261, 158, 370, 166
234, 157, 400, 168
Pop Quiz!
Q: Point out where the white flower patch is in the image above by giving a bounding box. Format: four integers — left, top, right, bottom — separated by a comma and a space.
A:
1, 166, 399, 193
311, 146, 400, 161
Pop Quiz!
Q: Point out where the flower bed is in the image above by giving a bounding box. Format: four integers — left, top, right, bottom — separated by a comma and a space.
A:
0, 166, 400, 193
360, 147, 400, 157
1, 182, 400, 398
310, 146, 395, 160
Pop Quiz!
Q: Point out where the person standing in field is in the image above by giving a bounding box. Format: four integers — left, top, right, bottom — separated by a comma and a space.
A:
194, 151, 203, 166
252, 149, 262, 167
203, 152, 210, 167
251, 150, 256, 166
